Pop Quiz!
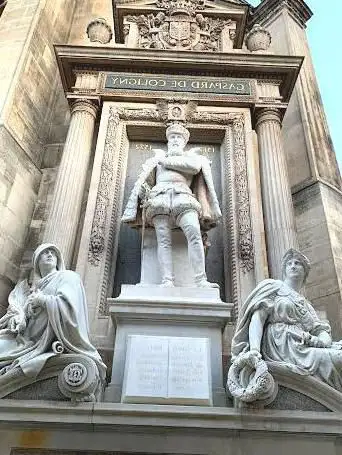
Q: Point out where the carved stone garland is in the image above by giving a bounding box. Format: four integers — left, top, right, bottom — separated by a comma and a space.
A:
88, 108, 120, 266
125, 0, 232, 52
232, 116, 255, 273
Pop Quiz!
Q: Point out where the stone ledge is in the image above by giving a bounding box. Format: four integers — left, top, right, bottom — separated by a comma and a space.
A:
1, 401, 342, 434
108, 293, 233, 326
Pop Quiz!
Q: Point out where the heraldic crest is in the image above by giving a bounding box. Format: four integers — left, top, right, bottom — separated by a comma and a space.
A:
126, 0, 232, 51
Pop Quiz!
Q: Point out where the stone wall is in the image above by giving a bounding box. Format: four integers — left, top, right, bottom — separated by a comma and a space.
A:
0, 0, 76, 308
294, 182, 342, 338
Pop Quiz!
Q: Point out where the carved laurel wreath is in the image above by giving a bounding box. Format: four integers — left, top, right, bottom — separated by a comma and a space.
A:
227, 352, 277, 404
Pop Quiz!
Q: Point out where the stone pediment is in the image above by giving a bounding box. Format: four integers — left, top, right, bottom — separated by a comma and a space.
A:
112, 0, 249, 49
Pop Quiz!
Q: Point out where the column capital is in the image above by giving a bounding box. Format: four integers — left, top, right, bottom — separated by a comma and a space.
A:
69, 98, 99, 119
255, 107, 282, 129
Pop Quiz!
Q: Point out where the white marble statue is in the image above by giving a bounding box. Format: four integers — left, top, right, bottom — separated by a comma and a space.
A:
0, 243, 106, 382
228, 249, 342, 402
122, 122, 221, 288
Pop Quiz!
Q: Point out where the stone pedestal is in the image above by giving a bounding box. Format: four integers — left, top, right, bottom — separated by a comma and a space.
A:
43, 98, 98, 267
255, 107, 298, 278
105, 286, 232, 407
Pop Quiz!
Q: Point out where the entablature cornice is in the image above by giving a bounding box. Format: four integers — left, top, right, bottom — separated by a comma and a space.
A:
54, 45, 303, 106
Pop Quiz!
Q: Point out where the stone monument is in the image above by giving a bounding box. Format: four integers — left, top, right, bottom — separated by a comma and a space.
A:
0, 243, 106, 402
122, 122, 221, 288
106, 123, 232, 406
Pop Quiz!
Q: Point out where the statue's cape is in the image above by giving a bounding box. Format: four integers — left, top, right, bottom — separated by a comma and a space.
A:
122, 151, 222, 230
231, 279, 282, 360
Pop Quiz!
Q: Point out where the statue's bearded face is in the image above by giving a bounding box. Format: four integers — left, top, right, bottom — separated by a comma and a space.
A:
167, 132, 186, 155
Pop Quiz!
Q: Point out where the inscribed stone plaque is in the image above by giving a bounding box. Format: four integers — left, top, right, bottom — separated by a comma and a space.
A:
122, 335, 212, 405
104, 72, 252, 96
122, 335, 168, 401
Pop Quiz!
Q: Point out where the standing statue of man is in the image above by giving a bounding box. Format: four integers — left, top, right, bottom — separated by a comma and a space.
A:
122, 122, 222, 288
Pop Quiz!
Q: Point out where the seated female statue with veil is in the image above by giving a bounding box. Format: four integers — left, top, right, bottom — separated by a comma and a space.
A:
0, 243, 106, 401
228, 249, 342, 405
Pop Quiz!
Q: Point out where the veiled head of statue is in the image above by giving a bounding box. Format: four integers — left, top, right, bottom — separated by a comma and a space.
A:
32, 243, 65, 278
281, 248, 310, 283
166, 122, 190, 146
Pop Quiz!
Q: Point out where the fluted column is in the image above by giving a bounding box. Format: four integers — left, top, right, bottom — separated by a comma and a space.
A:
255, 108, 298, 279
44, 98, 99, 267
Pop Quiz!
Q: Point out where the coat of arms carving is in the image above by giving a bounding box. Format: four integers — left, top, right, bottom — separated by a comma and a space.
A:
126, 0, 232, 52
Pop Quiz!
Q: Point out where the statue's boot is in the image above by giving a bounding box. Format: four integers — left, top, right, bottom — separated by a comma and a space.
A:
178, 210, 219, 289
153, 215, 175, 287
195, 274, 220, 289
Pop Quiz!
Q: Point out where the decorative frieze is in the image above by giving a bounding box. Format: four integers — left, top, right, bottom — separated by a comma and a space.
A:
232, 117, 254, 273
88, 108, 120, 266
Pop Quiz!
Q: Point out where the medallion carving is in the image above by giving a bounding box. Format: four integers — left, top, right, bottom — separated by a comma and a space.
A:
125, 0, 231, 51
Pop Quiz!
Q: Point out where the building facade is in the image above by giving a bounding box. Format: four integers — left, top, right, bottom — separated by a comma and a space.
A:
0, 0, 342, 454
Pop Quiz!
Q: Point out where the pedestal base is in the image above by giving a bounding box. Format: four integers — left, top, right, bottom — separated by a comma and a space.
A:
105, 285, 233, 407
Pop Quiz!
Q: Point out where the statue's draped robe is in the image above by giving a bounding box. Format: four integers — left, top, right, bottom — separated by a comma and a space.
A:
0, 248, 106, 380
232, 279, 342, 391
122, 152, 221, 230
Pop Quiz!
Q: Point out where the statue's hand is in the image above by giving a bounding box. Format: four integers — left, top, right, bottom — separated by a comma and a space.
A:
9, 315, 26, 335
187, 146, 201, 155
138, 182, 151, 201
26, 291, 46, 317
152, 148, 165, 159
307, 334, 332, 348
317, 331, 332, 348
248, 349, 262, 360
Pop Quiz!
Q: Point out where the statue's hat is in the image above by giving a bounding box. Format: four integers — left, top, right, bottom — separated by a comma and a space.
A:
166, 122, 190, 144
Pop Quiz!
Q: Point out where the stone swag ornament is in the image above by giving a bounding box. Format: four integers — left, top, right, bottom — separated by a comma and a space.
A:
122, 122, 221, 288
227, 249, 342, 405
0, 243, 106, 401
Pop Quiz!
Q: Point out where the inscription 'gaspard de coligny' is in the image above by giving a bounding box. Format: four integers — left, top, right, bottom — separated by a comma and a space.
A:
104, 73, 251, 95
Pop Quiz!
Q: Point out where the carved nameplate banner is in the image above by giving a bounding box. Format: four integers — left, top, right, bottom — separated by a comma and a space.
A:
104, 72, 251, 96
122, 335, 212, 405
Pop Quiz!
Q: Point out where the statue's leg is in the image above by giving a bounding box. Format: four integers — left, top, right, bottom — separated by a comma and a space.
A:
177, 210, 219, 288
153, 215, 174, 287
